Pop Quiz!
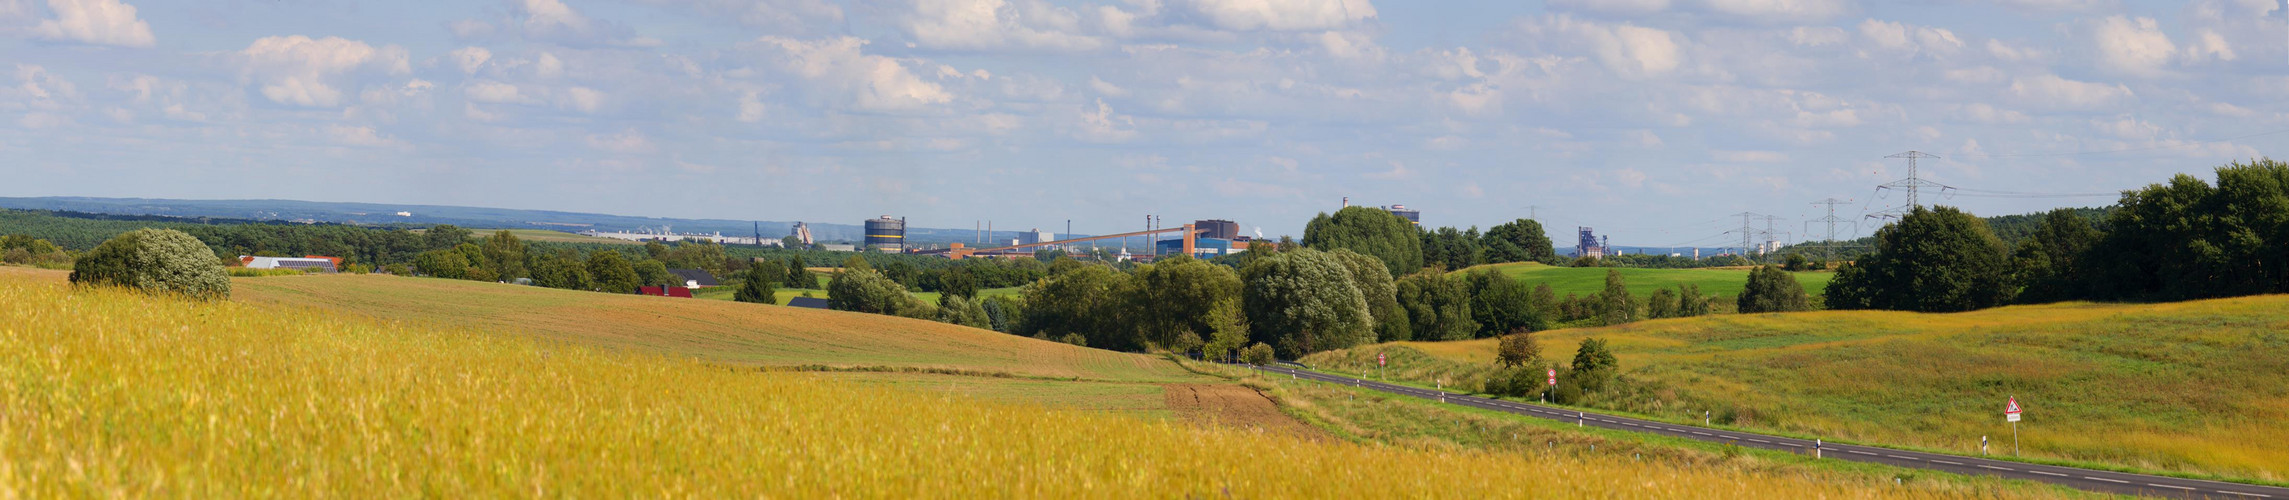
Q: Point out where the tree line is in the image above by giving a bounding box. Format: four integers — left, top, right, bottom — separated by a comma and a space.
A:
1830, 159, 2289, 312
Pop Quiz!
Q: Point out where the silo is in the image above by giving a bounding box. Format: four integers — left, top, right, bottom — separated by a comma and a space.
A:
865, 216, 906, 251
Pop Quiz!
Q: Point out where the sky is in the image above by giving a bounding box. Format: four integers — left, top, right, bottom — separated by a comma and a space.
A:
2, 0, 2286, 246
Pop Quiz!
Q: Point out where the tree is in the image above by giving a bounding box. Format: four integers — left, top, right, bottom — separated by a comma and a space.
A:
842, 254, 872, 272
0, 235, 70, 267
1327, 249, 1408, 344
1531, 283, 1559, 323
413, 248, 471, 279
743, 259, 781, 289
1395, 270, 1477, 341
1597, 269, 1636, 325
1646, 288, 1679, 319
587, 251, 641, 293
937, 267, 979, 300
780, 235, 804, 249
1570, 337, 1619, 390
1017, 265, 1134, 349
784, 257, 817, 289
424, 224, 472, 251
1825, 206, 2012, 312
481, 230, 528, 282
2010, 208, 2101, 304
1677, 284, 1709, 317
937, 295, 991, 329
1783, 253, 1809, 272
1737, 265, 1811, 313
1240, 342, 1277, 365
1240, 248, 1374, 357
1128, 255, 1244, 350
659, 243, 731, 279
735, 265, 778, 304
1496, 330, 1542, 368
1301, 206, 1423, 277
1202, 300, 1250, 363
828, 268, 918, 315
69, 228, 230, 300
528, 251, 591, 290
1466, 269, 1542, 337
1419, 227, 1482, 271
1483, 219, 1558, 264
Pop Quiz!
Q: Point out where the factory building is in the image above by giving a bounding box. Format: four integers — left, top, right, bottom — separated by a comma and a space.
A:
1019, 228, 1056, 246
1192, 219, 1240, 240
1577, 227, 1606, 259
1156, 237, 1244, 258
1381, 205, 1421, 225
864, 216, 906, 251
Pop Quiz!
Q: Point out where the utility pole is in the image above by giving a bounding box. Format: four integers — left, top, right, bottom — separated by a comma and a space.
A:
1759, 215, 1786, 265
1807, 198, 1854, 263
1869, 151, 1948, 220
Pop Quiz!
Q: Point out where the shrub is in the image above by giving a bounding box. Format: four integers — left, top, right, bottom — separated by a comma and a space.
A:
69, 228, 231, 300
1240, 342, 1277, 366
1736, 265, 1811, 313
1057, 332, 1089, 347
1495, 330, 1542, 368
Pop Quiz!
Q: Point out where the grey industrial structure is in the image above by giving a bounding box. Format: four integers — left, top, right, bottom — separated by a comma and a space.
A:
864, 216, 906, 251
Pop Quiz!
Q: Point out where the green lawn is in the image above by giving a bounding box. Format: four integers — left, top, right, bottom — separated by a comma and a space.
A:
1457, 262, 1833, 299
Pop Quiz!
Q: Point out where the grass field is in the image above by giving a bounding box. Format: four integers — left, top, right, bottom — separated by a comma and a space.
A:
1459, 262, 1835, 300
216, 272, 1192, 383
0, 267, 2079, 497
1302, 296, 2289, 482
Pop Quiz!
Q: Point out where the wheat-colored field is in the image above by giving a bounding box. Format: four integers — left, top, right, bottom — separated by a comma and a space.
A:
0, 268, 2072, 498
1459, 261, 1836, 299
1305, 296, 2289, 482
219, 272, 1193, 383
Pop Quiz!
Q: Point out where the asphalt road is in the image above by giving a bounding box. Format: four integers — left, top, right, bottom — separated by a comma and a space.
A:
1252, 363, 2288, 499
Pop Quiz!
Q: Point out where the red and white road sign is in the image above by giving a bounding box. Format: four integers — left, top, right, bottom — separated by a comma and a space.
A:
1378, 352, 1386, 367
1547, 368, 1556, 386
2006, 397, 2023, 422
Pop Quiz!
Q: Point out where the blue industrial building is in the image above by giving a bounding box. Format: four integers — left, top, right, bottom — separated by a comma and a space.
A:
1156, 237, 1244, 258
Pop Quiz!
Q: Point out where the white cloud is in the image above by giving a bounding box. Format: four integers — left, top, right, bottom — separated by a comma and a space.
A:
743, 36, 954, 112
1985, 39, 2041, 62
1088, 76, 1129, 97
1857, 19, 1963, 57
895, 0, 1103, 51
1698, 0, 1849, 23
16, 64, 78, 100
2089, 16, 2175, 77
557, 86, 604, 113
1788, 26, 1848, 47
464, 81, 527, 103
1953, 102, 2030, 124
2093, 115, 2161, 139
1520, 15, 1684, 79
327, 125, 405, 148
1073, 97, 1137, 142
624, 0, 845, 34
1715, 150, 1789, 162
2008, 74, 2132, 110
449, 46, 492, 75
534, 52, 564, 79
2183, 30, 2235, 63
1181, 0, 1377, 32
736, 91, 766, 122
1546, 0, 1669, 16
585, 128, 653, 153
29, 0, 155, 48
238, 35, 411, 108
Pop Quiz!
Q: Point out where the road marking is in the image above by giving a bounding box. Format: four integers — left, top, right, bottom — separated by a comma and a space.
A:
2215, 491, 2271, 498
1746, 439, 1770, 444
2028, 470, 2067, 477
2083, 477, 2129, 484
1623, 423, 1641, 427
1846, 450, 1876, 456
1718, 435, 1738, 440
2144, 484, 2194, 491
1692, 431, 1712, 436
1885, 455, 1916, 460
1977, 465, 2013, 471
1930, 460, 1963, 466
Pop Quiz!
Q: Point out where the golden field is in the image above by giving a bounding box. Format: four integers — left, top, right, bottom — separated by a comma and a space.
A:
0, 268, 2080, 497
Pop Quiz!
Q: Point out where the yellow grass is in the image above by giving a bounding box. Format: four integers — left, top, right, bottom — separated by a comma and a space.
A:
217, 272, 1195, 383
0, 269, 2067, 498
1313, 296, 2289, 482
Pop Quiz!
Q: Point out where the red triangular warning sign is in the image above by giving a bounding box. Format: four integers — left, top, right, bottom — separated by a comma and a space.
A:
2006, 397, 2022, 414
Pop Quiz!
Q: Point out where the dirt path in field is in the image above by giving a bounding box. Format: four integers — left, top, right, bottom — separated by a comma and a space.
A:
1164, 384, 1328, 441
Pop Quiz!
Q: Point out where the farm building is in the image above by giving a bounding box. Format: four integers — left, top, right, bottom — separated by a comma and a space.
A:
668, 269, 719, 288
240, 256, 339, 273
786, 297, 829, 309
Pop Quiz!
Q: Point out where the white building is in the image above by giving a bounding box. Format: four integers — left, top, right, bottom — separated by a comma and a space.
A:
1019, 229, 1056, 246
240, 256, 337, 272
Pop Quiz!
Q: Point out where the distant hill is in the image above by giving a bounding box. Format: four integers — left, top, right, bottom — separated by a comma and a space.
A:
0, 196, 1052, 247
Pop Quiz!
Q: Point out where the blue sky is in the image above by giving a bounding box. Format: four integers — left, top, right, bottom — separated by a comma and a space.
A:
2, 0, 2285, 246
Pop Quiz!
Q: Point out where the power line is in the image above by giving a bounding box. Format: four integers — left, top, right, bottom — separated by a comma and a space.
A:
1807, 198, 1857, 263
1868, 151, 1949, 220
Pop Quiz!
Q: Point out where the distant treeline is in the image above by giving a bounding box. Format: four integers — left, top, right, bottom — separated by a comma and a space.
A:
1829, 159, 2289, 311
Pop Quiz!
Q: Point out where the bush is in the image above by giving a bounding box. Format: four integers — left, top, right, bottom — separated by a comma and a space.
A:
1736, 265, 1811, 313
1240, 342, 1277, 366
69, 228, 231, 300
1057, 333, 1089, 347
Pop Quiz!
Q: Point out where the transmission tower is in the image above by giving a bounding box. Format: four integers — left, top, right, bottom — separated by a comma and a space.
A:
1758, 215, 1790, 264
1806, 198, 1857, 263
1726, 212, 1760, 259
1868, 151, 1952, 220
